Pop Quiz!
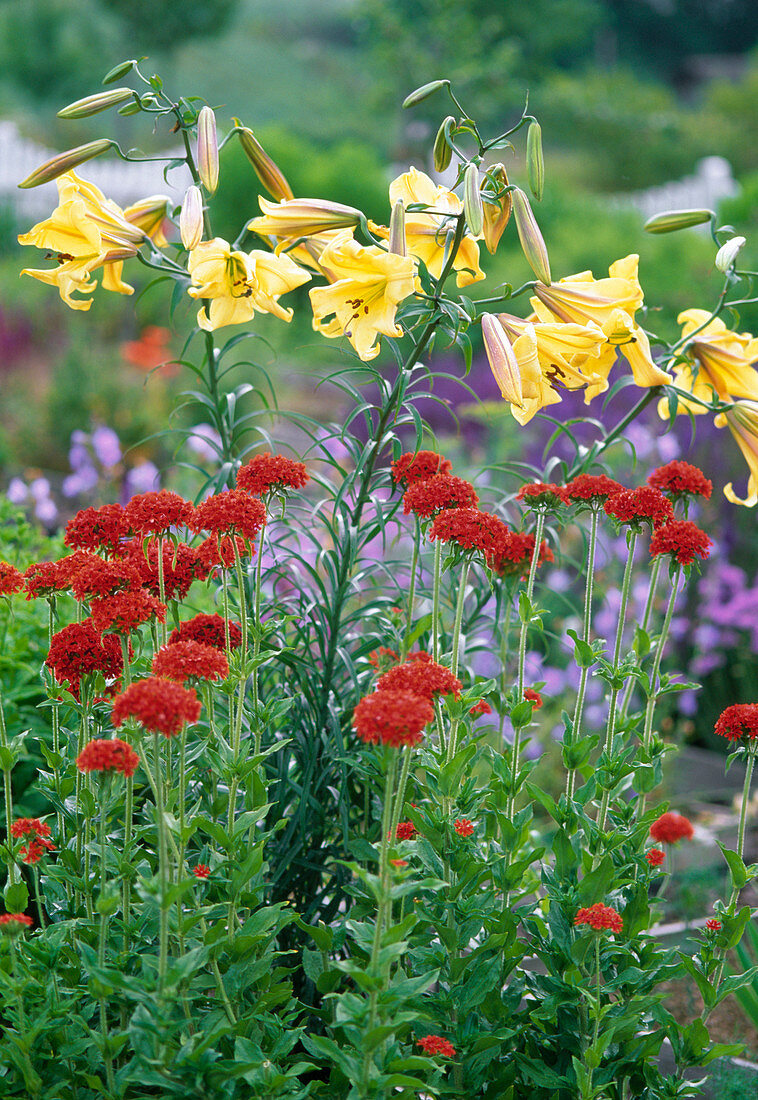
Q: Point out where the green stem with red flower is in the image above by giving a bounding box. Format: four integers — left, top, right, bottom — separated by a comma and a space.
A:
597, 529, 639, 834
444, 560, 470, 765
0, 693, 17, 889
636, 562, 682, 823
401, 515, 421, 659
120, 635, 134, 950
97, 776, 116, 1092
619, 555, 662, 721
566, 505, 600, 802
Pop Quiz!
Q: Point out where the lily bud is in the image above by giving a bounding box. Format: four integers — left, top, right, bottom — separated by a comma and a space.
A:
247, 197, 363, 239
197, 106, 219, 195
58, 88, 134, 119
18, 139, 113, 188
102, 59, 138, 85
482, 164, 511, 255
402, 79, 449, 109
180, 186, 204, 251
433, 116, 455, 173
526, 121, 544, 202
464, 163, 483, 236
482, 313, 523, 407
715, 235, 746, 273
511, 187, 551, 285
644, 208, 713, 234
125, 195, 169, 242
388, 200, 406, 256
234, 120, 294, 201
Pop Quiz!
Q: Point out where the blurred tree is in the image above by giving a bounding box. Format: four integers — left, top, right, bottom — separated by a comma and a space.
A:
0, 0, 124, 103
100, 0, 239, 49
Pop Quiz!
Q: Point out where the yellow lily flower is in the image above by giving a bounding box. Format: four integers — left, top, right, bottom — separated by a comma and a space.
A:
483, 319, 563, 425
309, 230, 415, 361
715, 400, 758, 506
660, 309, 758, 417
247, 197, 362, 246
18, 170, 144, 309
531, 254, 672, 395
373, 167, 485, 288
497, 312, 608, 396
124, 195, 170, 248
187, 238, 311, 331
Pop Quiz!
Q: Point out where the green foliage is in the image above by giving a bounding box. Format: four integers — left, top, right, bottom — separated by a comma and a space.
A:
100, 0, 239, 50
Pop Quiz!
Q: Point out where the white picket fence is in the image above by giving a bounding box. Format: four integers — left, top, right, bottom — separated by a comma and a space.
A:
0, 119, 191, 221
618, 156, 740, 222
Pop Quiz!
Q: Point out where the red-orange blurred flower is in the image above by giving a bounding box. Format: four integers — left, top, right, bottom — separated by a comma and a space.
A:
646, 848, 665, 867
524, 688, 543, 708
120, 326, 177, 376
650, 811, 694, 843
454, 818, 474, 836
395, 821, 417, 840
604, 487, 673, 529
417, 1035, 456, 1058
517, 482, 569, 507
469, 699, 492, 717
192, 863, 211, 879
714, 703, 758, 742
0, 563, 24, 595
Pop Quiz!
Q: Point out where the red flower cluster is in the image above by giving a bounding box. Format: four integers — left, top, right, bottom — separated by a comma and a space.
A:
192, 491, 267, 541
90, 589, 166, 635
648, 461, 712, 500
192, 864, 211, 879
604, 487, 674, 529
574, 903, 623, 934
236, 453, 309, 495
126, 538, 206, 600
23, 560, 73, 599
391, 450, 452, 486
646, 848, 665, 867
376, 653, 462, 701
0, 913, 33, 932
417, 1035, 456, 1058
470, 699, 492, 717
395, 821, 417, 840
524, 688, 543, 709
649, 811, 694, 843
714, 703, 758, 742
649, 520, 712, 566
564, 474, 623, 503
11, 818, 55, 864
196, 533, 249, 573
46, 620, 123, 700
403, 475, 478, 518
516, 482, 569, 507
152, 641, 229, 683
70, 557, 141, 601
428, 507, 508, 555
169, 613, 243, 651
76, 738, 140, 777
65, 503, 131, 556
0, 562, 24, 595
488, 531, 553, 578
454, 818, 474, 836
111, 677, 201, 738
125, 490, 193, 534
705, 918, 722, 932
352, 689, 433, 748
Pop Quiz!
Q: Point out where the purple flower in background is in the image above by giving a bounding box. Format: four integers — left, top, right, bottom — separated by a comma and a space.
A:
69, 430, 91, 472
123, 461, 160, 497
91, 426, 122, 468
62, 467, 99, 498
187, 424, 222, 463
6, 478, 27, 504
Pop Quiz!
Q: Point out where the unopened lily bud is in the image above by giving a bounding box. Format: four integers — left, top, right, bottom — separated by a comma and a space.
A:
197, 106, 219, 195
526, 121, 544, 202
58, 88, 135, 119
388, 200, 406, 256
433, 116, 455, 173
464, 163, 483, 236
102, 59, 137, 85
402, 79, 449, 109
482, 164, 511, 255
125, 195, 169, 243
511, 188, 551, 285
18, 139, 113, 188
247, 197, 363, 239
234, 120, 293, 201
482, 313, 522, 407
715, 235, 746, 273
644, 208, 713, 234
180, 186, 204, 251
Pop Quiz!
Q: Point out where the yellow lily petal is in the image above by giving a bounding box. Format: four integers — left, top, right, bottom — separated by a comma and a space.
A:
510, 325, 564, 425
660, 309, 758, 418
715, 400, 758, 506
309, 233, 415, 361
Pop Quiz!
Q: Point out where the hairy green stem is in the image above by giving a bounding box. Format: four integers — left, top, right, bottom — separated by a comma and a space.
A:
566, 507, 600, 801
97, 791, 116, 1092
401, 516, 421, 659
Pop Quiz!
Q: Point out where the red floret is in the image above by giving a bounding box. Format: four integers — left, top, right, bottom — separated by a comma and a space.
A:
46, 620, 124, 700
487, 530, 553, 578
111, 677, 201, 738
169, 613, 242, 651
604, 486, 674, 529
125, 491, 194, 534
417, 1035, 456, 1058
152, 641, 229, 683
65, 503, 132, 556
574, 903, 623, 934
647, 461, 712, 500
565, 474, 624, 502
236, 452, 309, 495
391, 451, 452, 487
649, 520, 712, 566
714, 703, 758, 742
646, 848, 665, 867
125, 538, 205, 600
352, 689, 433, 748
191, 491, 267, 541
0, 563, 24, 595
76, 738, 140, 777
428, 507, 508, 555
454, 818, 474, 836
516, 482, 569, 507
90, 589, 166, 635
469, 699, 492, 717
376, 655, 462, 701
403, 475, 478, 518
